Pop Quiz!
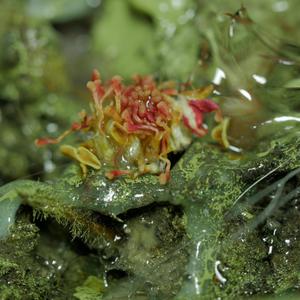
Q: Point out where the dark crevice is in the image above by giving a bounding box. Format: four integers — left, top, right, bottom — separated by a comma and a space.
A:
117, 202, 184, 221
169, 150, 186, 169
51, 15, 93, 34
106, 269, 128, 280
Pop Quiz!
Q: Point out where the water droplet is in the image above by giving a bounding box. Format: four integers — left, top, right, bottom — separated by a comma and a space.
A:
285, 239, 291, 246
46, 123, 58, 133
214, 260, 227, 284
252, 74, 267, 85
44, 160, 56, 173
272, 1, 289, 12
212, 68, 226, 85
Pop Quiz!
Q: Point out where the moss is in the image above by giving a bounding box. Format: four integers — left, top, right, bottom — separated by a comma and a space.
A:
215, 223, 271, 298
212, 164, 300, 299
213, 209, 300, 299
0, 214, 56, 300
0, 209, 109, 300
1, 1, 300, 299
266, 208, 300, 294
1, 126, 300, 299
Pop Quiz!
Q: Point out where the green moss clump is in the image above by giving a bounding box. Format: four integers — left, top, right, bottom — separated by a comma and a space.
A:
216, 223, 271, 298
0, 214, 57, 300
213, 166, 300, 299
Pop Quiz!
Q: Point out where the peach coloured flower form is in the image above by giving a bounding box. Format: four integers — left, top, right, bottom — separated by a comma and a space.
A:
36, 70, 221, 184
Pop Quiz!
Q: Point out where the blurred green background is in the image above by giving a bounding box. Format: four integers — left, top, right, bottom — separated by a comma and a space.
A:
1, 0, 300, 182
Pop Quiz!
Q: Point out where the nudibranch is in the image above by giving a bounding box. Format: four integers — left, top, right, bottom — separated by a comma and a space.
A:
36, 70, 222, 184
